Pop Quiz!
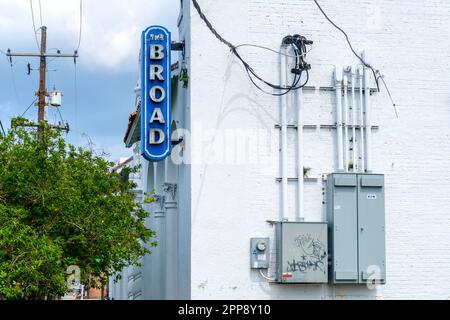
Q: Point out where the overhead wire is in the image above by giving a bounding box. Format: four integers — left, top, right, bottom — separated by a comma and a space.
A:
191, 0, 310, 96
378, 75, 398, 117
56, 106, 66, 126
312, 0, 397, 112
21, 98, 38, 118
76, 0, 83, 51
234, 43, 313, 59
38, 0, 43, 27
192, 0, 396, 111
29, 0, 41, 51
312, 0, 379, 90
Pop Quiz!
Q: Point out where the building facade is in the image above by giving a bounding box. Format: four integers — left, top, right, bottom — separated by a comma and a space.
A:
109, 0, 450, 299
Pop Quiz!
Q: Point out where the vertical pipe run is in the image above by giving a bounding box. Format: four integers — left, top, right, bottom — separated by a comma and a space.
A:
280, 44, 288, 220
363, 52, 372, 172
334, 67, 344, 172
296, 84, 304, 221
351, 67, 357, 172
343, 73, 349, 172
358, 66, 365, 173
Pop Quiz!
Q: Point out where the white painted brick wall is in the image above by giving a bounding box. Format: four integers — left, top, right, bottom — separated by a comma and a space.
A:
187, 0, 450, 299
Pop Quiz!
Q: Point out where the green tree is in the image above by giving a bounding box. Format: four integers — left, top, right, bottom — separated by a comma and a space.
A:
0, 118, 156, 300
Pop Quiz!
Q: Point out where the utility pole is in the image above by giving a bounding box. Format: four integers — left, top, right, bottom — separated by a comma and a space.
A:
7, 26, 78, 137
37, 26, 47, 125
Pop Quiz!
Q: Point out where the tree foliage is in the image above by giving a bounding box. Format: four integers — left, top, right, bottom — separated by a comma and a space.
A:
0, 118, 156, 299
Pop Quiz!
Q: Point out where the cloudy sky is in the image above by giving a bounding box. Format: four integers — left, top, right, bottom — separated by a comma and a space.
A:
0, 0, 179, 162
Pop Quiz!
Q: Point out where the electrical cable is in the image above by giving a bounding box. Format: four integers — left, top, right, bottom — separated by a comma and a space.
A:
56, 106, 65, 125
21, 98, 38, 118
234, 43, 311, 59
191, 0, 234, 50
76, 0, 83, 51
191, 0, 311, 96
259, 269, 276, 281
38, 0, 43, 27
29, 0, 41, 51
312, 0, 379, 90
378, 75, 398, 118
312, 0, 397, 112
233, 37, 311, 96
237, 46, 309, 96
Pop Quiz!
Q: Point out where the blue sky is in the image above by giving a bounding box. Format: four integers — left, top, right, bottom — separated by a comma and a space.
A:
0, 0, 179, 162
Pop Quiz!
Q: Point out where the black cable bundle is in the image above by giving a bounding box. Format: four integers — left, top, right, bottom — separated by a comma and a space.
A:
232, 35, 312, 96
191, 0, 311, 96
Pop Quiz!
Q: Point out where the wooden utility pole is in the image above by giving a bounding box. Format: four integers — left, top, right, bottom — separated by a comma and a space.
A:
37, 26, 47, 125
7, 26, 78, 137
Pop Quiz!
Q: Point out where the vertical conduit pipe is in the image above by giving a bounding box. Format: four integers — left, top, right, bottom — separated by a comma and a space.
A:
358, 66, 365, 173
343, 73, 349, 172
363, 52, 372, 172
334, 66, 344, 172
296, 72, 304, 222
351, 67, 357, 172
280, 44, 288, 220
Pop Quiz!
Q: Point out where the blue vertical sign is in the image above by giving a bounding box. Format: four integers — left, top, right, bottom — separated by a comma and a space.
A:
141, 26, 171, 161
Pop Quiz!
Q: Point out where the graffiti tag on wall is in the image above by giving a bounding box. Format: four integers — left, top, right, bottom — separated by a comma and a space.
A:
286, 233, 327, 274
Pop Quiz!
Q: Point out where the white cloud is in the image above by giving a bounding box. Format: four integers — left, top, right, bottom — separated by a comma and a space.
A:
0, 0, 179, 72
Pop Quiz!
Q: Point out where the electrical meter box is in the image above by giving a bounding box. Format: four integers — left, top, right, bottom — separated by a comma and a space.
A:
327, 173, 386, 285
275, 222, 328, 283
250, 238, 270, 269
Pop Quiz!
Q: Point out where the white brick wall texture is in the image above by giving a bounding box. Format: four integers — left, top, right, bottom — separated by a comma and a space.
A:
187, 0, 450, 299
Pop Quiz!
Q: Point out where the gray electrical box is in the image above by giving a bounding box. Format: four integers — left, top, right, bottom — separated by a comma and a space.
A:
275, 222, 328, 283
327, 173, 386, 285
250, 238, 270, 269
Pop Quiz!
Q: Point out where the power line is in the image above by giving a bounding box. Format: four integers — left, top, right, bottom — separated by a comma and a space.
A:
234, 43, 312, 59
191, 0, 311, 96
21, 98, 38, 118
7, 27, 76, 136
29, 0, 41, 50
378, 75, 398, 117
76, 0, 83, 51
312, 0, 379, 89
191, 0, 234, 50
38, 0, 43, 27
312, 0, 397, 111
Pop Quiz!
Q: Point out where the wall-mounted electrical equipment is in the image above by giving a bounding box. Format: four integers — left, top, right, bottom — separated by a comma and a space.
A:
250, 238, 270, 269
275, 222, 328, 283
327, 173, 386, 285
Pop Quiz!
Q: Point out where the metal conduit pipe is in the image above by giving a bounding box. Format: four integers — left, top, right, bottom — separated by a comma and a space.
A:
334, 66, 344, 172
280, 43, 288, 220
350, 66, 357, 172
295, 54, 304, 222
363, 51, 372, 172
358, 66, 365, 173
343, 73, 349, 172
